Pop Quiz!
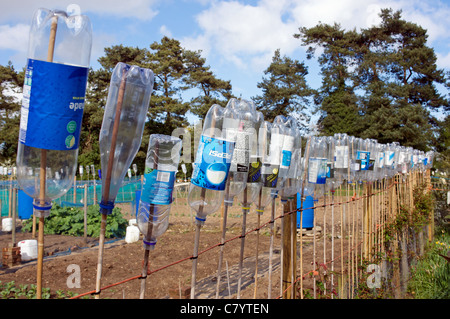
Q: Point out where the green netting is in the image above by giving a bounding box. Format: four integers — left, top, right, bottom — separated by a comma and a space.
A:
0, 178, 142, 216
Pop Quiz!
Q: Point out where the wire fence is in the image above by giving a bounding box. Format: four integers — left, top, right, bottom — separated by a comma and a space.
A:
0, 169, 447, 299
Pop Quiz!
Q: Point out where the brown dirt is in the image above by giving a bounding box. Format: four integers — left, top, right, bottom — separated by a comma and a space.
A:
0, 196, 353, 299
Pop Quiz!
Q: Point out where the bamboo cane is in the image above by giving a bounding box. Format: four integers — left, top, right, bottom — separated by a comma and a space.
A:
237, 196, 249, 299
253, 187, 263, 299
95, 69, 127, 299
139, 140, 159, 299
84, 184, 87, 242
215, 178, 232, 298
331, 189, 335, 298
36, 15, 57, 299
190, 221, 202, 299
323, 184, 327, 295
267, 196, 275, 299
191, 114, 217, 299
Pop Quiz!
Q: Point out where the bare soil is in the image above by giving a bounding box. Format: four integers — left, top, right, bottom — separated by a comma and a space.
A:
0, 196, 352, 299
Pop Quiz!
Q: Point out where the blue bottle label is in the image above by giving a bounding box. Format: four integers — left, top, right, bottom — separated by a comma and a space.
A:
141, 169, 175, 205
191, 135, 234, 191
356, 151, 371, 171
19, 59, 89, 151
308, 158, 327, 184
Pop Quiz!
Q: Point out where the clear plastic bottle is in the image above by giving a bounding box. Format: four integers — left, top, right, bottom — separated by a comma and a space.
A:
257, 121, 282, 212
222, 99, 255, 206
304, 136, 328, 199
98, 62, 154, 214
271, 116, 296, 203
137, 134, 182, 250
375, 142, 385, 179
280, 120, 302, 201
16, 8, 92, 217
238, 109, 264, 207
188, 103, 237, 224
325, 135, 338, 193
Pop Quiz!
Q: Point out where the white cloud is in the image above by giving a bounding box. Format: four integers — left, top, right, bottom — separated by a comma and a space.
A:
0, 0, 160, 23
183, 0, 300, 73
184, 0, 450, 73
0, 24, 29, 51
159, 25, 173, 37
436, 52, 450, 70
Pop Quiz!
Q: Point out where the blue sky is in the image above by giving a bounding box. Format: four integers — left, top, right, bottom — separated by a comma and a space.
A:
1, 0, 449, 124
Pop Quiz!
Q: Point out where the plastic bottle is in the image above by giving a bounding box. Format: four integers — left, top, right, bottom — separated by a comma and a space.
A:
238, 109, 264, 207
16, 8, 92, 216
188, 103, 237, 224
98, 62, 154, 214
376, 143, 385, 177
325, 135, 338, 193
223, 99, 255, 206
304, 136, 328, 199
280, 120, 302, 201
271, 116, 296, 200
256, 121, 282, 212
137, 134, 182, 250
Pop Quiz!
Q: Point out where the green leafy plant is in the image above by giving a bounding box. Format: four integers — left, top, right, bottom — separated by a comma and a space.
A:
0, 281, 82, 299
407, 231, 450, 299
22, 204, 128, 238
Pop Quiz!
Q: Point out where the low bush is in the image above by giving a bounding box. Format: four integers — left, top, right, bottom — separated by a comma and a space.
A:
22, 204, 128, 238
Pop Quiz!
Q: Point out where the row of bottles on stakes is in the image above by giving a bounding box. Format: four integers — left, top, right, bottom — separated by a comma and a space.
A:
304, 134, 435, 201
186, 98, 306, 298
185, 98, 435, 298
11, 7, 436, 300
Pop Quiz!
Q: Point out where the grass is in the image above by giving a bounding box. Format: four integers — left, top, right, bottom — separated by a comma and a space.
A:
407, 229, 450, 299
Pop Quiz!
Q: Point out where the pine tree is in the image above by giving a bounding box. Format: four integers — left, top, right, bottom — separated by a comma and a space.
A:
356, 9, 448, 150
253, 49, 313, 132
183, 49, 233, 119
295, 24, 362, 136
0, 62, 23, 163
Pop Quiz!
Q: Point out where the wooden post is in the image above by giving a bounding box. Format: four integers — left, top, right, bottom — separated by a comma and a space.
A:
95, 67, 127, 299
36, 14, 58, 300
281, 198, 295, 299
83, 184, 87, 242
290, 196, 297, 298
11, 188, 17, 246
73, 176, 77, 203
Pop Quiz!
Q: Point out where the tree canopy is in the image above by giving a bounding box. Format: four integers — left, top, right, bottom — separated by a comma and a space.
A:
0, 8, 448, 172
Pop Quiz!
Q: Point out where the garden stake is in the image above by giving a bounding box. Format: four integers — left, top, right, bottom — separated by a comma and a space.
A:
253, 188, 264, 299
95, 69, 127, 299
139, 139, 159, 299
190, 110, 219, 299
36, 15, 57, 299
215, 178, 231, 299
267, 196, 276, 298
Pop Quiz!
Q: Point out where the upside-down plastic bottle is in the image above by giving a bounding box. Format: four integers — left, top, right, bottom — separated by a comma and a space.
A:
98, 62, 154, 215
137, 134, 182, 250
238, 110, 264, 208
16, 8, 92, 217
188, 103, 237, 224
256, 121, 281, 213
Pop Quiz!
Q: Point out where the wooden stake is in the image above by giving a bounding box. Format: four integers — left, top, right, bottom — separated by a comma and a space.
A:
267, 197, 276, 299
281, 199, 291, 299
36, 15, 58, 300
95, 68, 127, 299
140, 140, 159, 299
84, 184, 87, 242
215, 178, 231, 299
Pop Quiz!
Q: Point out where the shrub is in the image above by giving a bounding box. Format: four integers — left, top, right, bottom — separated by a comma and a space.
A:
22, 204, 128, 238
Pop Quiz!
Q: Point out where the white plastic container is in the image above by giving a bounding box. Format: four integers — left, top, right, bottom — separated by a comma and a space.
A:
129, 219, 137, 226
125, 225, 140, 243
18, 239, 38, 261
2, 218, 13, 232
